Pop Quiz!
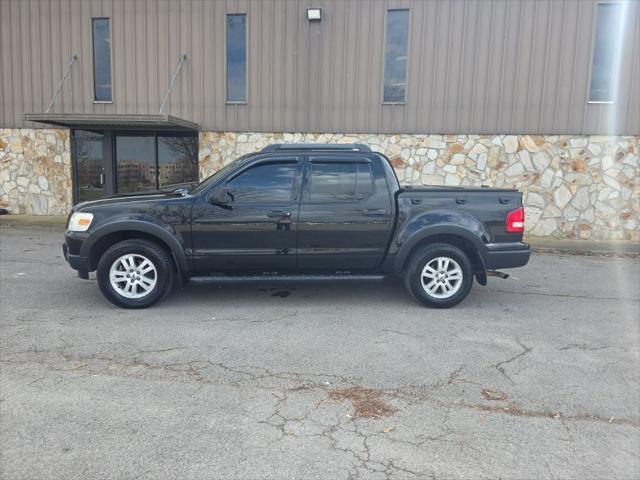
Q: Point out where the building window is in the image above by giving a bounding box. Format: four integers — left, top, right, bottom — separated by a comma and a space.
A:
114, 132, 199, 194
589, 3, 624, 102
227, 14, 247, 103
383, 9, 409, 103
157, 134, 199, 188
92, 18, 112, 102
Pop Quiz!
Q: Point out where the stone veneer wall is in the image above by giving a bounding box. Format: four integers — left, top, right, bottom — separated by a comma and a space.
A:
199, 132, 639, 241
0, 128, 637, 241
0, 128, 72, 215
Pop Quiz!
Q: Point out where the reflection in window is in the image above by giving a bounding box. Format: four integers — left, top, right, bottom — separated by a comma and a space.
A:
228, 163, 296, 203
227, 14, 247, 102
383, 9, 409, 103
589, 3, 624, 102
158, 135, 199, 188
115, 134, 200, 194
74, 130, 105, 202
308, 163, 374, 202
92, 18, 112, 101
115, 136, 156, 193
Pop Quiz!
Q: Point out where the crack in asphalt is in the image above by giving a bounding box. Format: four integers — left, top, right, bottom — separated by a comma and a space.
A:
559, 343, 609, 351
2, 347, 638, 429
381, 329, 425, 339
490, 338, 533, 384
487, 288, 639, 302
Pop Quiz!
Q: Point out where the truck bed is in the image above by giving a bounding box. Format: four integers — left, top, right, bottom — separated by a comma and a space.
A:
395, 184, 524, 245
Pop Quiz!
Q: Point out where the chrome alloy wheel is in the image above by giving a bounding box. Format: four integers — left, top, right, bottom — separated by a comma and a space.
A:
420, 256, 463, 299
109, 254, 158, 299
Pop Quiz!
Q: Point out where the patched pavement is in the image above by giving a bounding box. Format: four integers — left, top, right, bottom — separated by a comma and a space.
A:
1, 225, 639, 479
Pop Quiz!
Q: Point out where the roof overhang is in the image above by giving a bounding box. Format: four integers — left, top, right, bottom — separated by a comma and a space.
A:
23, 113, 199, 131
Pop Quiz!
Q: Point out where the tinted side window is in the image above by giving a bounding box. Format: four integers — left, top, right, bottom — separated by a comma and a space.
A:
356, 164, 374, 199
308, 163, 374, 202
227, 162, 297, 203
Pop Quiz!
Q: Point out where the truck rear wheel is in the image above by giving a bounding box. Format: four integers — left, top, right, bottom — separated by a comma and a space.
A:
404, 243, 473, 308
96, 239, 176, 309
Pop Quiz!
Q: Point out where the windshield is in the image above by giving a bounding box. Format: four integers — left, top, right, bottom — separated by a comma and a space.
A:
190, 154, 252, 195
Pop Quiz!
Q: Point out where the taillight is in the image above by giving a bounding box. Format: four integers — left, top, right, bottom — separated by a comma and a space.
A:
505, 207, 525, 233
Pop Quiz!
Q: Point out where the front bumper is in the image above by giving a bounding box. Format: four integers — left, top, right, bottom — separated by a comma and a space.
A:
63, 231, 91, 279
484, 242, 531, 270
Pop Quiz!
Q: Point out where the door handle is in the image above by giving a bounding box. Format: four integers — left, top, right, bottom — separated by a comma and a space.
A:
499, 197, 511, 204
362, 208, 387, 216
267, 210, 291, 218
99, 172, 105, 186
456, 198, 468, 205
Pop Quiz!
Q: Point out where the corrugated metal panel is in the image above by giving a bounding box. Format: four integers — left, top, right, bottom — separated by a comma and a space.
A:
1, 0, 638, 134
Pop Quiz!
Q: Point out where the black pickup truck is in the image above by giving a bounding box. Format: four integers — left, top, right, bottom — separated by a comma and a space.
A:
63, 143, 529, 309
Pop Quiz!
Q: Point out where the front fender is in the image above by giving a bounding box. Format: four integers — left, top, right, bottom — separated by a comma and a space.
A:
79, 217, 190, 273
391, 210, 490, 272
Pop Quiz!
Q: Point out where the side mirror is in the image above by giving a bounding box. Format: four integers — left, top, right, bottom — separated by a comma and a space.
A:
208, 186, 232, 207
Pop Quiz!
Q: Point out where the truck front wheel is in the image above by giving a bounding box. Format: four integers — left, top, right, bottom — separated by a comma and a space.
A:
96, 239, 176, 309
404, 243, 474, 308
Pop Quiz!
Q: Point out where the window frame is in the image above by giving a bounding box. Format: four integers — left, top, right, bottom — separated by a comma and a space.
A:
225, 13, 248, 104
91, 17, 114, 104
381, 8, 411, 105
302, 158, 377, 204
587, 1, 624, 105
224, 159, 300, 204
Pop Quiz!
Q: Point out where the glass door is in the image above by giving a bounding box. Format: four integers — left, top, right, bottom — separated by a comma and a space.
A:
73, 130, 107, 203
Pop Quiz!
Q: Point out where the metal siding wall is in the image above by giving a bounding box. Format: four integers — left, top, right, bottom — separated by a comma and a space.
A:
1, 0, 638, 134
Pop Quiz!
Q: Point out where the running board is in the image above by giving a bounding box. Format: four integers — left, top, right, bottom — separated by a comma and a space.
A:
189, 273, 387, 285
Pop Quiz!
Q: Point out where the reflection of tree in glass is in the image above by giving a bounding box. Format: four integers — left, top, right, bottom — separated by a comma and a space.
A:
158, 136, 199, 187
228, 163, 296, 203
159, 136, 198, 165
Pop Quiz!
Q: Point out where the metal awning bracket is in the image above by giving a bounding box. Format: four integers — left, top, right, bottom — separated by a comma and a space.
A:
159, 53, 187, 114
46, 54, 77, 113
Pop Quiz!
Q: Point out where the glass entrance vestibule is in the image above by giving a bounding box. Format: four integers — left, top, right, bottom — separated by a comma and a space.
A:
72, 129, 199, 203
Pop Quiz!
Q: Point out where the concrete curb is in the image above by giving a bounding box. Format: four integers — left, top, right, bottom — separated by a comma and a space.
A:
1, 214, 638, 256
0, 215, 67, 228
525, 236, 639, 256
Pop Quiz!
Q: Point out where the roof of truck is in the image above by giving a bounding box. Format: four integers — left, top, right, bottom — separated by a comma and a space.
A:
260, 143, 372, 153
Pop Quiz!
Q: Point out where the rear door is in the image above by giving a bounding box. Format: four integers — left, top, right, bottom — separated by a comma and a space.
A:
297, 156, 393, 271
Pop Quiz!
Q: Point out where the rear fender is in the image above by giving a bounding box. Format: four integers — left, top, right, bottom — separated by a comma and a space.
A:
392, 210, 490, 277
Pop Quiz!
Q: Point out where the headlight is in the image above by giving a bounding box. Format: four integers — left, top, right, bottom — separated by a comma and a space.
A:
67, 212, 94, 232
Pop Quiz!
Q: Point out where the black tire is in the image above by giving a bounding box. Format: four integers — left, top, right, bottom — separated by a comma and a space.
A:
403, 243, 474, 308
96, 239, 176, 309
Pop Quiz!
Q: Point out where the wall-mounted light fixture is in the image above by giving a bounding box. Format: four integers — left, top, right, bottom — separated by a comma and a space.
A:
307, 8, 322, 21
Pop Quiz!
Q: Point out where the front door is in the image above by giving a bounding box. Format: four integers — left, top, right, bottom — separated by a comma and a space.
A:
297, 157, 393, 270
190, 158, 302, 272
73, 130, 111, 202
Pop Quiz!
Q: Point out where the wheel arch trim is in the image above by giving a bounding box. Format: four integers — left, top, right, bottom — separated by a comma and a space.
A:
393, 224, 487, 274
80, 220, 190, 273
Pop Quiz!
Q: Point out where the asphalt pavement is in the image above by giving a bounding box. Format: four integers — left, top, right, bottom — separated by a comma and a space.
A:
1, 224, 639, 479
